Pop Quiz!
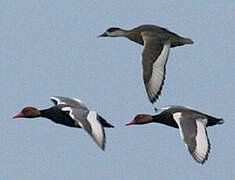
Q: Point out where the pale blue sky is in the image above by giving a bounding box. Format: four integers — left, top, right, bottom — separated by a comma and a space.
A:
1, 1, 234, 179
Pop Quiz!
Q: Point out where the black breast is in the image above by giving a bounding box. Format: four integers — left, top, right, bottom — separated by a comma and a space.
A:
153, 113, 179, 128
40, 106, 79, 128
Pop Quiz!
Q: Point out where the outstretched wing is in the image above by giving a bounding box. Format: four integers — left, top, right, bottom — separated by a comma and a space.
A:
141, 31, 171, 103
173, 112, 210, 164
61, 107, 106, 150
50, 96, 88, 110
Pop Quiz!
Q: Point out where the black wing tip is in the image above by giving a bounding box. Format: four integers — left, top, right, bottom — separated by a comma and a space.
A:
146, 69, 166, 104
192, 152, 209, 165
148, 87, 161, 103
148, 81, 163, 103
152, 95, 160, 103
101, 145, 105, 151
149, 90, 162, 104
97, 144, 105, 151
192, 142, 211, 165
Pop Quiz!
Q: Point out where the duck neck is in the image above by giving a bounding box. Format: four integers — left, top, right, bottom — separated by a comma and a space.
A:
125, 29, 144, 45
153, 114, 178, 128
40, 108, 53, 120
115, 29, 129, 37
122, 29, 131, 36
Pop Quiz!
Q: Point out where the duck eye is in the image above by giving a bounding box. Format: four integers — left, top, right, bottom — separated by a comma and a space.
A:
107, 28, 118, 32
107, 28, 113, 32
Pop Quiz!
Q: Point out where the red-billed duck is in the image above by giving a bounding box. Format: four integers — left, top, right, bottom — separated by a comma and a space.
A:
13, 96, 114, 150
98, 25, 193, 103
126, 105, 224, 164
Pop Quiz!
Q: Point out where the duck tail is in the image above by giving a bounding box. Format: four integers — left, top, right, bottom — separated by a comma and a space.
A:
217, 118, 224, 125
98, 115, 114, 128
183, 37, 194, 44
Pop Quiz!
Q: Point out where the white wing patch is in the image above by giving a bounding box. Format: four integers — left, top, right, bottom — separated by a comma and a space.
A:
173, 112, 184, 141
155, 106, 172, 114
73, 97, 84, 104
147, 41, 171, 99
61, 107, 84, 128
50, 96, 66, 105
72, 98, 88, 110
87, 111, 105, 149
193, 120, 209, 163
173, 112, 210, 164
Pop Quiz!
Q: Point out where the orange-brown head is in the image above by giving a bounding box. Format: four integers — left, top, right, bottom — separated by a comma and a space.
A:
13, 107, 41, 119
126, 114, 153, 126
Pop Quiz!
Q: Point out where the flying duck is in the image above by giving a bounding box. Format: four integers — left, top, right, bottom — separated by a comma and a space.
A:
98, 24, 193, 103
126, 105, 224, 164
13, 96, 114, 150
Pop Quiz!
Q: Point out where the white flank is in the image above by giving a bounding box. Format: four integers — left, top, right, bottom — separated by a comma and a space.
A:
148, 41, 170, 97
61, 107, 83, 128
87, 111, 104, 149
173, 112, 184, 141
50, 96, 66, 105
194, 120, 209, 162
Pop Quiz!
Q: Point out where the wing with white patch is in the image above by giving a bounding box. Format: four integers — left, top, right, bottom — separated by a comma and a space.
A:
61, 107, 105, 150
193, 120, 210, 163
154, 106, 173, 114
173, 112, 210, 164
141, 31, 171, 103
87, 111, 106, 150
50, 96, 88, 110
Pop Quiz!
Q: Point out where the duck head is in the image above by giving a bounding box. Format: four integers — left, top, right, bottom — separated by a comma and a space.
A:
126, 114, 153, 126
98, 27, 125, 37
13, 107, 41, 119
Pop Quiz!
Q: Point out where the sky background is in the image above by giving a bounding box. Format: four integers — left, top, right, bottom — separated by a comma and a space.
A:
1, 1, 234, 179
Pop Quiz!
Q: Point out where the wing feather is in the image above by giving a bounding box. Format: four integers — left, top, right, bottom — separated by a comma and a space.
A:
50, 96, 88, 110
61, 107, 105, 150
173, 112, 210, 164
141, 32, 170, 103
